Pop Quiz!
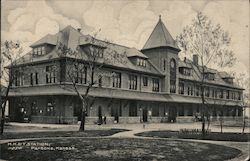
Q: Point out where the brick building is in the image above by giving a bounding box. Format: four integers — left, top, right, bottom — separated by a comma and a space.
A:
8, 17, 244, 124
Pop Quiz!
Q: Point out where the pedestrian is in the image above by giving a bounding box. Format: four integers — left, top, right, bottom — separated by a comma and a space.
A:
103, 116, 106, 124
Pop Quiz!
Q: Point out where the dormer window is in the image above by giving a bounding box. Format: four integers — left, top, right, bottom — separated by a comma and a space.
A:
179, 67, 191, 76
81, 44, 105, 58
89, 45, 104, 58
33, 46, 46, 56
204, 73, 215, 80
222, 77, 234, 84
137, 58, 146, 67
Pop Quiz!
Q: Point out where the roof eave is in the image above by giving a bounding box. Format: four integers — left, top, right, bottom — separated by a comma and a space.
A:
141, 45, 181, 52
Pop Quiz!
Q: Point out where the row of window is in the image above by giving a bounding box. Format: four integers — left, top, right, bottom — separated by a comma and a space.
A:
137, 58, 146, 67
178, 82, 242, 100
179, 67, 191, 76
113, 72, 159, 92
33, 46, 46, 56
31, 100, 55, 116
89, 46, 104, 58
13, 71, 39, 86
13, 66, 57, 86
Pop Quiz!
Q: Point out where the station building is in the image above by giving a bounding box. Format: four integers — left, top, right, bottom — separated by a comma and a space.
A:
8, 17, 244, 124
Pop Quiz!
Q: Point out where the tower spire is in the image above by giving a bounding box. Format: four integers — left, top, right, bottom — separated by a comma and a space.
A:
142, 16, 180, 51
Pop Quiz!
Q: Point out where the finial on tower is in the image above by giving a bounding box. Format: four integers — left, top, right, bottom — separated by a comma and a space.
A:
159, 14, 161, 20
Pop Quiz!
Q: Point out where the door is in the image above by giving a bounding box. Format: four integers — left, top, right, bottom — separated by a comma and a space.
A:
142, 109, 148, 122
168, 107, 177, 122
98, 106, 102, 124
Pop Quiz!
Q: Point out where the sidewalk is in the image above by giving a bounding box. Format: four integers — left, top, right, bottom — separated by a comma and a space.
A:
5, 122, 249, 133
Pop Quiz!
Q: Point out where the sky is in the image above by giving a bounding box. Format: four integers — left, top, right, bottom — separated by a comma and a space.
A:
1, 0, 249, 75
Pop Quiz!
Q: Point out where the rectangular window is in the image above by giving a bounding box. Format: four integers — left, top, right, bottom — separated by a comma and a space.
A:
74, 66, 87, 84
190, 85, 194, 96
41, 46, 46, 55
46, 65, 56, 84
35, 72, 39, 84
21, 74, 24, 86
30, 73, 33, 86
187, 85, 191, 95
219, 89, 223, 99
112, 72, 121, 88
46, 100, 55, 116
196, 85, 200, 96
170, 80, 176, 93
143, 76, 148, 86
33, 46, 46, 55
238, 92, 241, 100
129, 74, 137, 90
83, 67, 87, 84
231, 91, 234, 100
137, 58, 146, 67
152, 78, 159, 92
205, 87, 210, 97
179, 82, 184, 94
14, 71, 24, 86
163, 59, 166, 71
38, 47, 42, 55
33, 48, 38, 55
226, 90, 230, 99
212, 88, 215, 98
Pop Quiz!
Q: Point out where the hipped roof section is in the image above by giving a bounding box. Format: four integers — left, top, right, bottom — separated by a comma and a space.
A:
13, 25, 162, 76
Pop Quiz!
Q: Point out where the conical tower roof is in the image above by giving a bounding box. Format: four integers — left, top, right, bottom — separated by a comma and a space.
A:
142, 16, 180, 51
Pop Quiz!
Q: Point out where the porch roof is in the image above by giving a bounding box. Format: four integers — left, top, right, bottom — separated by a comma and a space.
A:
167, 94, 242, 106
9, 84, 169, 102
9, 84, 242, 106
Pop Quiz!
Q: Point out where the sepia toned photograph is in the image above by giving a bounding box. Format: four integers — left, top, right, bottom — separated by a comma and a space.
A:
0, 0, 249, 160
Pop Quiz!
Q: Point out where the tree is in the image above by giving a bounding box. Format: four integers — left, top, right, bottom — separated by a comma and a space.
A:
56, 31, 126, 131
232, 72, 249, 134
177, 12, 236, 135
1, 40, 23, 135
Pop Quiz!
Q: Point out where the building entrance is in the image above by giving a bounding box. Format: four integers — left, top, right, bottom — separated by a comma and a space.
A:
142, 109, 148, 122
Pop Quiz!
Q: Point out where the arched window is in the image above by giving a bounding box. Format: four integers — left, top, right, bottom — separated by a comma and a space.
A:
170, 59, 176, 93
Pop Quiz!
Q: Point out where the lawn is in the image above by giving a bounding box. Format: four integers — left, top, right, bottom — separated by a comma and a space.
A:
135, 130, 250, 142
0, 138, 241, 161
0, 129, 128, 140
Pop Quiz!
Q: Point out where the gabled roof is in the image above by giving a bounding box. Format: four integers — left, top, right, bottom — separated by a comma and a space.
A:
142, 16, 180, 51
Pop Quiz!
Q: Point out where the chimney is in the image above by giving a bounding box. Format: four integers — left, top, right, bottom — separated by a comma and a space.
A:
193, 54, 198, 65
77, 28, 81, 32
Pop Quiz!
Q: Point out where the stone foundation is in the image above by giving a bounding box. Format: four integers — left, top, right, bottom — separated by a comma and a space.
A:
148, 117, 166, 123
176, 116, 195, 123
119, 117, 140, 123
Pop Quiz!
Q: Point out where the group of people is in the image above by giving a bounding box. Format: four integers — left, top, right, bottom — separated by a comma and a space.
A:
98, 116, 107, 125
